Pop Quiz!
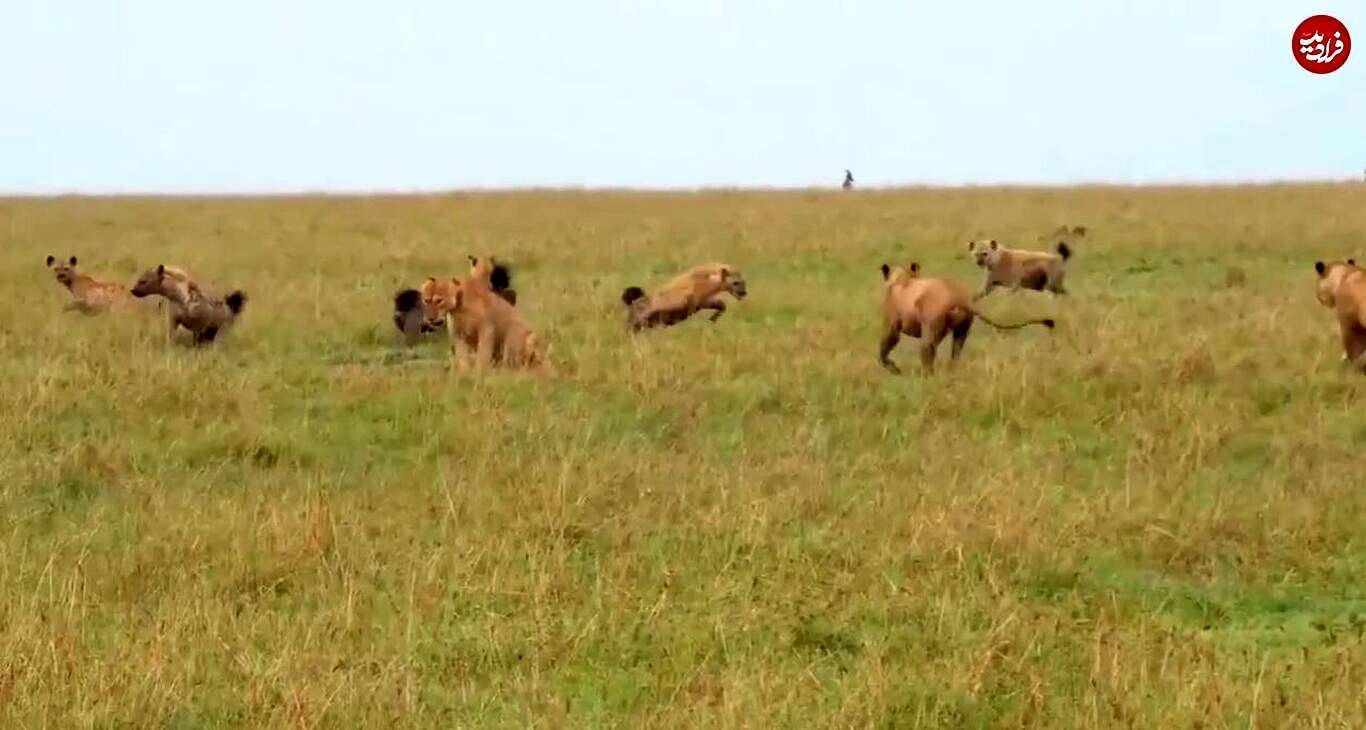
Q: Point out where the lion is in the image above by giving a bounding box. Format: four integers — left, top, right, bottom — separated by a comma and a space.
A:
426, 256, 550, 372
968, 239, 1071, 299
392, 257, 517, 345
130, 264, 246, 345
46, 255, 130, 314
879, 261, 1054, 373
1314, 258, 1366, 368
620, 263, 748, 330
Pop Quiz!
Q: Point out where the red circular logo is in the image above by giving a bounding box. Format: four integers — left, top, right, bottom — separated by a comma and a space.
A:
1294, 15, 1351, 74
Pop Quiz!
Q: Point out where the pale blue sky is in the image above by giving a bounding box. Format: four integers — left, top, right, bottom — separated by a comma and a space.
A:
2, 1, 1362, 193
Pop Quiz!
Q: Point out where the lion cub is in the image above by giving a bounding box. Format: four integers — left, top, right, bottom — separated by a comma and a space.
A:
620, 263, 748, 330
968, 239, 1071, 299
879, 261, 1054, 373
130, 265, 247, 345
427, 257, 549, 372
1314, 258, 1366, 368
46, 255, 131, 314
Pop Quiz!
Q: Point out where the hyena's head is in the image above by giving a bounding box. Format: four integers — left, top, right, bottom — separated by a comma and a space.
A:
967, 239, 1002, 269
712, 265, 747, 299
130, 265, 171, 298
1314, 259, 1358, 307
46, 255, 79, 288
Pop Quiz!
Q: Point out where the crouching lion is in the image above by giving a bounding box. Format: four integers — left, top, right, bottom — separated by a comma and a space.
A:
879, 261, 1054, 373
1314, 258, 1366, 369
621, 263, 747, 330
969, 239, 1071, 299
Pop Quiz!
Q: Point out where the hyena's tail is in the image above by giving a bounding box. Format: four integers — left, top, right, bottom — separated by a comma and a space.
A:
490, 263, 513, 293
394, 288, 421, 314
622, 286, 646, 306
225, 290, 247, 315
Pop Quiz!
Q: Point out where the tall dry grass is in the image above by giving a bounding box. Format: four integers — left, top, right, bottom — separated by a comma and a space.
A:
0, 184, 1363, 727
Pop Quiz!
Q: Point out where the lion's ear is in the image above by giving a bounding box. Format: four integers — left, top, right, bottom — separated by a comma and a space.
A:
46, 255, 55, 267
967, 241, 976, 252
988, 240, 998, 250
1315, 261, 1326, 276
880, 263, 890, 279
69, 256, 78, 266
910, 262, 920, 273
1349, 258, 1357, 266
156, 264, 164, 276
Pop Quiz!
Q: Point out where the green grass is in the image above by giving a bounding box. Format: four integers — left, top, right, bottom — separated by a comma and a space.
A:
2, 184, 1364, 727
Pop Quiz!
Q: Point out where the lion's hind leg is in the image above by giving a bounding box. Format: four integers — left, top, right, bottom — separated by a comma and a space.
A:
919, 318, 948, 373
1344, 322, 1366, 371
949, 315, 973, 363
879, 324, 902, 374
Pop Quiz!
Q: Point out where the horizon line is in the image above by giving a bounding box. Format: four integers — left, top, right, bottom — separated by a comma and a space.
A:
2, 175, 1362, 199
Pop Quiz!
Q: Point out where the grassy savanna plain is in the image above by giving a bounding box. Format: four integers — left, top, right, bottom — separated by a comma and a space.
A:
2, 185, 1365, 728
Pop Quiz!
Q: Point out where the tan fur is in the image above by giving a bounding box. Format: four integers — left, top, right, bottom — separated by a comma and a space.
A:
418, 277, 460, 330
399, 258, 516, 343
878, 261, 1054, 374
1314, 259, 1366, 368
621, 263, 748, 330
428, 257, 550, 373
46, 255, 131, 315
968, 239, 1070, 299
130, 265, 246, 345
